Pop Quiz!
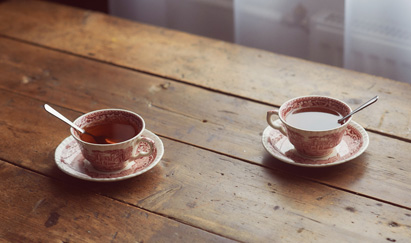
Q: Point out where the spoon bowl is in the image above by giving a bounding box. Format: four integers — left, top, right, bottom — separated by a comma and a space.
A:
44, 104, 114, 144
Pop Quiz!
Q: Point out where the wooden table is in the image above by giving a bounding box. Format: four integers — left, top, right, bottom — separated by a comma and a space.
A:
1, 1, 410, 242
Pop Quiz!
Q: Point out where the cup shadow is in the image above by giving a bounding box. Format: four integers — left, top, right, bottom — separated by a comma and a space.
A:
261, 152, 367, 186
47, 150, 164, 203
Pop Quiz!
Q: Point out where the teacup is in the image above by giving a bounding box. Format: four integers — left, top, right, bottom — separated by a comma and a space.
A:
71, 109, 155, 172
266, 96, 352, 157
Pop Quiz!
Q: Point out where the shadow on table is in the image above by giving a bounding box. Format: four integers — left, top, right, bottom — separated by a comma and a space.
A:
48, 159, 165, 203
261, 152, 368, 186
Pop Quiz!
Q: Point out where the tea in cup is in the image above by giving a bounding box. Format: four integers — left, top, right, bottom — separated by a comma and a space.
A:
266, 96, 352, 157
71, 109, 155, 172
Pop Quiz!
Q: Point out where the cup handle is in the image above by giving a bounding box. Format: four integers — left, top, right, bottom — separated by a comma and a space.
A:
132, 137, 155, 159
267, 110, 287, 136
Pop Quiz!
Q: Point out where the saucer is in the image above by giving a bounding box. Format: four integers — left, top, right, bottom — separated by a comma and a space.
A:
55, 129, 164, 182
262, 121, 369, 167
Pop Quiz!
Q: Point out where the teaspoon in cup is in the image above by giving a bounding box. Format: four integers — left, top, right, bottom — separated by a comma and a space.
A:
44, 104, 113, 144
338, 95, 379, 124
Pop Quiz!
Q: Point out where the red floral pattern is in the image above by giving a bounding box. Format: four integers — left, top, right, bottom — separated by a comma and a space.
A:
287, 128, 345, 157
69, 109, 154, 172
274, 96, 352, 157
59, 136, 158, 178
280, 96, 351, 119
265, 123, 366, 166
82, 147, 133, 171
72, 109, 144, 140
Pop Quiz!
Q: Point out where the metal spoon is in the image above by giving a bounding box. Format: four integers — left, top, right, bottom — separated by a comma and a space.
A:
338, 95, 379, 124
44, 104, 113, 144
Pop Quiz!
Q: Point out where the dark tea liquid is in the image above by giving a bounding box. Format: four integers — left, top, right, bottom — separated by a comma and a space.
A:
80, 122, 138, 144
286, 107, 343, 131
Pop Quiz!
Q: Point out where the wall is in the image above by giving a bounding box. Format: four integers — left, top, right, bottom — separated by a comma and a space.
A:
106, 0, 410, 83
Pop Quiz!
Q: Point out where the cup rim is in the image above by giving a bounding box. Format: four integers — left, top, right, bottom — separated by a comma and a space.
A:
70, 108, 145, 146
278, 95, 353, 132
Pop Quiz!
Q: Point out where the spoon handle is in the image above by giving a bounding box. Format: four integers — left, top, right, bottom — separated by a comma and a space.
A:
44, 104, 85, 134
338, 95, 379, 123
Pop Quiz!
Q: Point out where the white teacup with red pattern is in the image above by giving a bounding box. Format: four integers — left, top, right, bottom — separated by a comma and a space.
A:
266, 96, 353, 157
71, 109, 155, 172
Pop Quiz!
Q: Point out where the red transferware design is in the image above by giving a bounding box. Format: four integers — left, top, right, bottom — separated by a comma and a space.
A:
74, 109, 144, 133
55, 129, 164, 181
280, 96, 351, 119
262, 121, 369, 167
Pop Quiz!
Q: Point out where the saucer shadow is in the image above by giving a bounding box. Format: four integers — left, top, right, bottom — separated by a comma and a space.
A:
261, 151, 368, 185
48, 149, 164, 202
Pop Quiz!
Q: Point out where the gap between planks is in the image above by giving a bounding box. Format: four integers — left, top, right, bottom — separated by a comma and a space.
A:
0, 158, 240, 242
1, 34, 409, 144
1, 90, 408, 212
0, 34, 271, 107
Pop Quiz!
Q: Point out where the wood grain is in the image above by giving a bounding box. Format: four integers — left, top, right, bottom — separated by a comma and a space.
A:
0, 94, 410, 242
0, 38, 410, 209
0, 0, 410, 140
0, 161, 234, 242
0, 1, 410, 241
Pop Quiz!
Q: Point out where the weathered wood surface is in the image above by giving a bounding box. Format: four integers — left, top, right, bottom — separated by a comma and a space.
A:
0, 160, 234, 242
1, 37, 410, 210
0, 93, 410, 242
0, 1, 410, 242
0, 0, 410, 140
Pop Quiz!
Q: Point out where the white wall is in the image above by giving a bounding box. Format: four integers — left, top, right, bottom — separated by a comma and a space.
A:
109, 0, 411, 83
345, 0, 411, 83
109, 0, 234, 42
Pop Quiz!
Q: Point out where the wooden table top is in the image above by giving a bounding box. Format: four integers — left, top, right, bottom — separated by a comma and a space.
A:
0, 0, 410, 242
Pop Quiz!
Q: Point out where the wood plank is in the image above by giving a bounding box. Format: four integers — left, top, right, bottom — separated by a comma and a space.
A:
0, 98, 410, 242
0, 38, 410, 210
98, 138, 411, 242
0, 0, 410, 140
0, 160, 234, 242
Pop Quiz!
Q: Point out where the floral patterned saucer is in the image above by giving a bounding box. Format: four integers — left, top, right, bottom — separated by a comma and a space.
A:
55, 129, 164, 181
262, 121, 369, 167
